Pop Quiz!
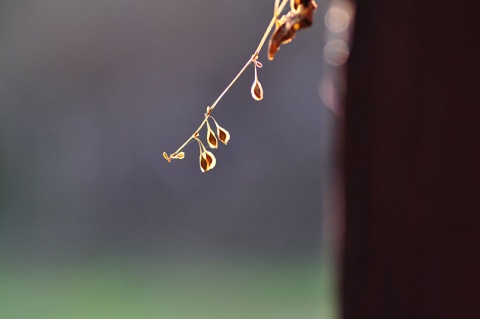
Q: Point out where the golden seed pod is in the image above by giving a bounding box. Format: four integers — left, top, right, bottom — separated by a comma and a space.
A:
204, 150, 216, 171
199, 149, 217, 173
206, 121, 218, 149
199, 152, 208, 172
171, 152, 185, 160
251, 65, 264, 101
217, 124, 230, 145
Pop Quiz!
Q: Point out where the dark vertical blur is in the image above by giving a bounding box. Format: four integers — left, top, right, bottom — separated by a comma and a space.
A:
343, 1, 480, 318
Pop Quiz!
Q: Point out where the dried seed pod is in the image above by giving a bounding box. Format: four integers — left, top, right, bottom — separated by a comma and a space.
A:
251, 65, 264, 101
199, 152, 208, 173
171, 152, 185, 160
212, 118, 231, 145
204, 150, 216, 171
199, 149, 217, 173
196, 138, 216, 172
206, 121, 218, 149
251, 80, 264, 101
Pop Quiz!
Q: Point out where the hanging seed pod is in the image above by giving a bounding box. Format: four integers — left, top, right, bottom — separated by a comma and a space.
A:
212, 118, 230, 145
196, 138, 216, 173
199, 149, 217, 173
206, 120, 218, 149
204, 150, 216, 171
251, 64, 264, 101
251, 78, 264, 101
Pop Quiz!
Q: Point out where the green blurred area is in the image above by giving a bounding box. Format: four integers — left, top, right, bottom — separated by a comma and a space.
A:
0, 258, 336, 319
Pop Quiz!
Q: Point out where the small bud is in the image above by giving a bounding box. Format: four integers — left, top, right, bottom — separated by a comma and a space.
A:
199, 149, 217, 173
204, 150, 216, 171
172, 152, 185, 160
163, 152, 171, 163
199, 152, 208, 173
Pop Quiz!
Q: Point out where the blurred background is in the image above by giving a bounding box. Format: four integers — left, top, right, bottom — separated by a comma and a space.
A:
0, 0, 344, 318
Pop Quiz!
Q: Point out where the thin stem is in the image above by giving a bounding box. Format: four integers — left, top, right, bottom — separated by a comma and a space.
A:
254, 0, 289, 55
195, 137, 206, 153
167, 0, 289, 158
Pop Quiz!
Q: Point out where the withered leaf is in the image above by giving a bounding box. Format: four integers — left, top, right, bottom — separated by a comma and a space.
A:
217, 126, 230, 145
268, 0, 318, 60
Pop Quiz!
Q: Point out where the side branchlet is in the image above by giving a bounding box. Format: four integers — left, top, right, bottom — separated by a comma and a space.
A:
164, 0, 317, 172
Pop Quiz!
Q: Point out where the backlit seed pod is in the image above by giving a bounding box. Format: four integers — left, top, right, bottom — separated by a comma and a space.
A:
204, 150, 216, 171
251, 65, 264, 101
196, 138, 216, 172
171, 152, 185, 160
206, 121, 218, 149
199, 152, 208, 173
251, 79, 264, 101
199, 149, 217, 173
212, 118, 230, 145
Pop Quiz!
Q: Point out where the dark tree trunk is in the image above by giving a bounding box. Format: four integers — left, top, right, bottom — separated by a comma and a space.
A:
342, 1, 480, 318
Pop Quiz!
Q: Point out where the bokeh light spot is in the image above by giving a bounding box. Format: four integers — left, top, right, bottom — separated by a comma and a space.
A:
324, 39, 350, 66
324, 6, 350, 33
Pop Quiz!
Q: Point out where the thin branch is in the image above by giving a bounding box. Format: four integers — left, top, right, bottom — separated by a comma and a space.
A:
165, 0, 290, 160
163, 0, 318, 172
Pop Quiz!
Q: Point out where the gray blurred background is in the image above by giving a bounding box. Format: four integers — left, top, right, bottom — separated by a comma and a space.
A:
0, 1, 339, 318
